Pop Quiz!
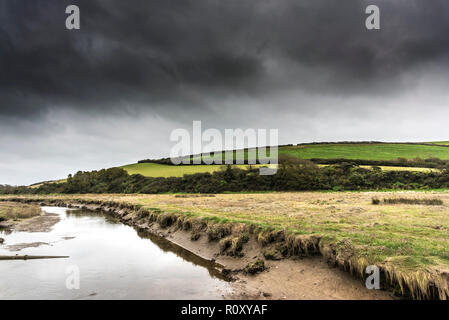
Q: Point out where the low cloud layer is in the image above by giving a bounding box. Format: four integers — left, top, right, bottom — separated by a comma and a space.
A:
1, 0, 449, 185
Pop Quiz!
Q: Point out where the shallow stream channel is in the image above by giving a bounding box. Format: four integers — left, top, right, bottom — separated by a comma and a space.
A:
0, 206, 232, 299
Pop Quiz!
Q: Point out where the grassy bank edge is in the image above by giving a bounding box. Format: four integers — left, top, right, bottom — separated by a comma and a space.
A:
1, 195, 448, 300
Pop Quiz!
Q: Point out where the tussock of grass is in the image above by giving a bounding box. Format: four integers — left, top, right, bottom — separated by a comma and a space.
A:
219, 234, 249, 257
136, 208, 150, 220
244, 259, 266, 275
156, 213, 177, 228
383, 198, 443, 205
263, 248, 282, 260
206, 223, 232, 241
372, 197, 443, 205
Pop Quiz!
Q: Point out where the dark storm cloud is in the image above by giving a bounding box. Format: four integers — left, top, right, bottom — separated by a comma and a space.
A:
0, 0, 265, 119
2, 0, 449, 120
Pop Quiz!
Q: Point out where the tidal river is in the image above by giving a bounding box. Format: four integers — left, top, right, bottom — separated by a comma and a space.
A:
0, 206, 231, 299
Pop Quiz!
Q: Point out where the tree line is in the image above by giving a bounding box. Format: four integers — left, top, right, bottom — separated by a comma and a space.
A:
139, 154, 449, 169
3, 157, 449, 194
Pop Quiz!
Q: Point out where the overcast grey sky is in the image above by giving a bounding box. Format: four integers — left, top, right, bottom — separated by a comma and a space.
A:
1, 0, 449, 185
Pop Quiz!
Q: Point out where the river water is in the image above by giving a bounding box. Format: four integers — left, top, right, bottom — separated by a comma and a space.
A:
0, 206, 232, 299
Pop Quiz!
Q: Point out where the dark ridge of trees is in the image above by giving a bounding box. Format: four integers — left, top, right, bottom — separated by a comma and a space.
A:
0, 185, 31, 194
294, 141, 449, 147
138, 158, 177, 165
3, 157, 449, 195
310, 157, 449, 169
139, 155, 449, 169
137, 141, 449, 169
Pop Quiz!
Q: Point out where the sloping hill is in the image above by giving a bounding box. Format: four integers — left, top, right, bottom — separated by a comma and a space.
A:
30, 142, 449, 184
122, 142, 449, 177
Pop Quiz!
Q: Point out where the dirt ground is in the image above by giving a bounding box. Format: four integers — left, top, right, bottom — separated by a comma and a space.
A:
159, 223, 394, 300
6, 211, 60, 233
0, 210, 60, 251
231, 258, 394, 300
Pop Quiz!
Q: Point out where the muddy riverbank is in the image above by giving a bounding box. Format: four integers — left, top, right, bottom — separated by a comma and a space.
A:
0, 203, 61, 251
4, 211, 60, 233
0, 198, 394, 300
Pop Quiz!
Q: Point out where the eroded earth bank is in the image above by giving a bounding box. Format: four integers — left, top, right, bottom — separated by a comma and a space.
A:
0, 196, 397, 300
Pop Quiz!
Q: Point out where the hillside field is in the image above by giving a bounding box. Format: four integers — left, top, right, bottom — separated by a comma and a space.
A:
121, 163, 263, 178
279, 143, 449, 160
123, 143, 448, 178
188, 143, 449, 162
120, 163, 436, 178
29, 142, 449, 185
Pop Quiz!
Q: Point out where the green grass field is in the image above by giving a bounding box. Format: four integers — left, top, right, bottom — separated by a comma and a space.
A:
429, 141, 449, 146
122, 162, 437, 178
121, 143, 449, 178
121, 163, 262, 178
190, 143, 449, 162
279, 143, 449, 160
29, 142, 449, 185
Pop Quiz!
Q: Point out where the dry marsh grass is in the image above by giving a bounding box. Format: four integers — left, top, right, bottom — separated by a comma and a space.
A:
373, 197, 444, 206
0, 202, 41, 221
2, 191, 449, 298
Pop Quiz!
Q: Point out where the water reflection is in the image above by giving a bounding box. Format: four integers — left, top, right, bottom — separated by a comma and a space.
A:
0, 207, 231, 299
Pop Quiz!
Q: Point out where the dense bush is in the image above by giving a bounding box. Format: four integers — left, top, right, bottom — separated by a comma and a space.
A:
381, 198, 444, 205
139, 154, 449, 169
311, 157, 449, 169
3, 158, 449, 195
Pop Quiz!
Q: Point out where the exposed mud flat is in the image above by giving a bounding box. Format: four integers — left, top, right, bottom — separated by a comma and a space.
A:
1, 212, 60, 233
6, 241, 50, 252
160, 226, 394, 300
232, 258, 394, 300
0, 210, 61, 253
0, 198, 396, 300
